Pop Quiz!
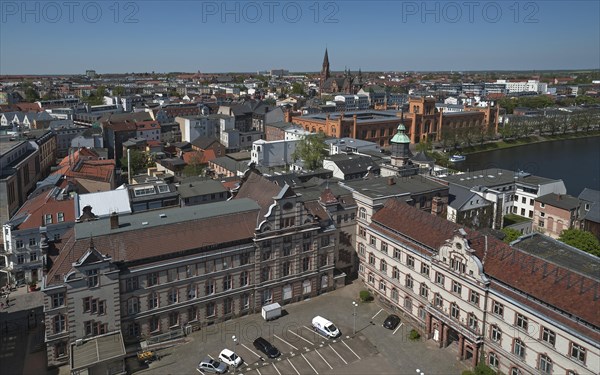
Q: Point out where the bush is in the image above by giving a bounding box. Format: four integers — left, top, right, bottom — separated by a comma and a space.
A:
408, 329, 421, 341
359, 290, 373, 302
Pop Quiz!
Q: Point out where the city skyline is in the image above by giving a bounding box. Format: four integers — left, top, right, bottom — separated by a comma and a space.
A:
1, 1, 599, 74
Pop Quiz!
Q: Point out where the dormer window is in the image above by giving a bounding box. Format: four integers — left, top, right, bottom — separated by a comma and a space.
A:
87, 269, 99, 288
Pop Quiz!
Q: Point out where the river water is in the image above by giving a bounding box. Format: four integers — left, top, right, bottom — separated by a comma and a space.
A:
454, 136, 600, 195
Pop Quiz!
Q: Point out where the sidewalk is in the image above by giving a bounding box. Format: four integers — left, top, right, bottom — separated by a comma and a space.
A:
0, 285, 47, 375
1, 284, 44, 312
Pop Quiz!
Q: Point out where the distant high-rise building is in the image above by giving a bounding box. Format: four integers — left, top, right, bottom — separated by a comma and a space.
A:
85, 70, 97, 78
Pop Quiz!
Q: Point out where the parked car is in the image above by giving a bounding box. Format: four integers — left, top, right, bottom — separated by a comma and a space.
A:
219, 348, 243, 367
383, 314, 401, 330
197, 357, 228, 374
312, 316, 341, 338
253, 337, 281, 358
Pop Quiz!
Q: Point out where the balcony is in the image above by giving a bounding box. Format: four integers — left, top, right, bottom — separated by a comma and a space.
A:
425, 305, 483, 344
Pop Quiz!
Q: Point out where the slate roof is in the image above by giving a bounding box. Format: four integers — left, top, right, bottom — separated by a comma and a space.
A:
371, 199, 600, 338
441, 169, 560, 189
578, 188, 600, 223
326, 154, 380, 176
536, 193, 580, 211
448, 184, 480, 210
341, 175, 447, 200
191, 136, 221, 150
177, 178, 227, 198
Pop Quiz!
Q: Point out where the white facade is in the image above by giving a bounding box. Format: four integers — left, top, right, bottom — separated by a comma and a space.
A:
251, 139, 299, 167
496, 80, 548, 94
333, 94, 369, 111
510, 175, 567, 219
356, 196, 600, 375
284, 127, 311, 141
177, 115, 234, 143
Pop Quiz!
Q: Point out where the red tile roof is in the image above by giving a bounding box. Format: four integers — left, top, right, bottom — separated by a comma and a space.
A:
182, 149, 217, 165
136, 120, 161, 130
10, 188, 75, 230
16, 102, 42, 112
234, 171, 283, 221
46, 209, 258, 285
371, 199, 600, 329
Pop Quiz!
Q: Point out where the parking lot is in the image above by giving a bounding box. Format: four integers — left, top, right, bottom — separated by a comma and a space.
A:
133, 281, 467, 375
195, 323, 377, 375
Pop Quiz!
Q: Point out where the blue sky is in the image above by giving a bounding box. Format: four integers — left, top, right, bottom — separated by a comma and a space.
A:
1, 1, 598, 74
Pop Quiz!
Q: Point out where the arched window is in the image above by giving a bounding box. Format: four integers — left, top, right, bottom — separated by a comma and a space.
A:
404, 297, 412, 310
539, 354, 552, 374
359, 207, 367, 220
513, 338, 525, 358
489, 352, 499, 369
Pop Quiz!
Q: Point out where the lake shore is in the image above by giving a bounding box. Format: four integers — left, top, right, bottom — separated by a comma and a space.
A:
459, 131, 600, 155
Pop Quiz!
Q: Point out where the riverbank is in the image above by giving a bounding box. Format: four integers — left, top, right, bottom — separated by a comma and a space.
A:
459, 131, 600, 155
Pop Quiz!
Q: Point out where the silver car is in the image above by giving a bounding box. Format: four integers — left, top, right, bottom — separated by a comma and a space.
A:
197, 357, 228, 374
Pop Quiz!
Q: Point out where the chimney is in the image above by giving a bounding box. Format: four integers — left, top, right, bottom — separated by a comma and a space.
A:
387, 177, 395, 185
431, 196, 443, 215
110, 212, 119, 229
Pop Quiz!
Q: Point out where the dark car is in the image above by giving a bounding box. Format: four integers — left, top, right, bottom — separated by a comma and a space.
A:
253, 337, 281, 358
383, 314, 401, 330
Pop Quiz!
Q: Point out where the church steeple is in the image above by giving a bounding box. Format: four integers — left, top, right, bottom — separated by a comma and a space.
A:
321, 48, 330, 80
320, 48, 331, 97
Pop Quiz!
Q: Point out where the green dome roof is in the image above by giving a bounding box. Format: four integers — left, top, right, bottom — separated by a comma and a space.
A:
390, 123, 410, 144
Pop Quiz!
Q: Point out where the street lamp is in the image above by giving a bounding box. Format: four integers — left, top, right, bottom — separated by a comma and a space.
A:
352, 301, 358, 335
232, 335, 238, 374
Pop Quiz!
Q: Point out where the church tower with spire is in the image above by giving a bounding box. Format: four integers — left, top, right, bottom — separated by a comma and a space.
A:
320, 48, 330, 97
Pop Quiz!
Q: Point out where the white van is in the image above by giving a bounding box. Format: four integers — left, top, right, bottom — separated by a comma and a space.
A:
312, 316, 340, 338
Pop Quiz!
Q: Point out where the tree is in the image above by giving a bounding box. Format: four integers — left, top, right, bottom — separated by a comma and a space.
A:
24, 84, 40, 102
182, 151, 205, 177
501, 228, 522, 243
292, 132, 328, 170
120, 150, 153, 175
112, 86, 125, 96
415, 140, 432, 154
291, 82, 306, 96
558, 229, 600, 256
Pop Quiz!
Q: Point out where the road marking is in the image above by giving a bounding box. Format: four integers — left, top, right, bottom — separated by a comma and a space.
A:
242, 343, 262, 359
287, 358, 301, 375
288, 329, 315, 345
196, 369, 205, 375
315, 349, 333, 369
328, 344, 347, 365
372, 308, 384, 319
342, 341, 360, 360
274, 334, 299, 351
302, 353, 319, 374
207, 354, 214, 360
256, 368, 262, 375
303, 325, 314, 332
393, 322, 403, 335
272, 363, 282, 375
